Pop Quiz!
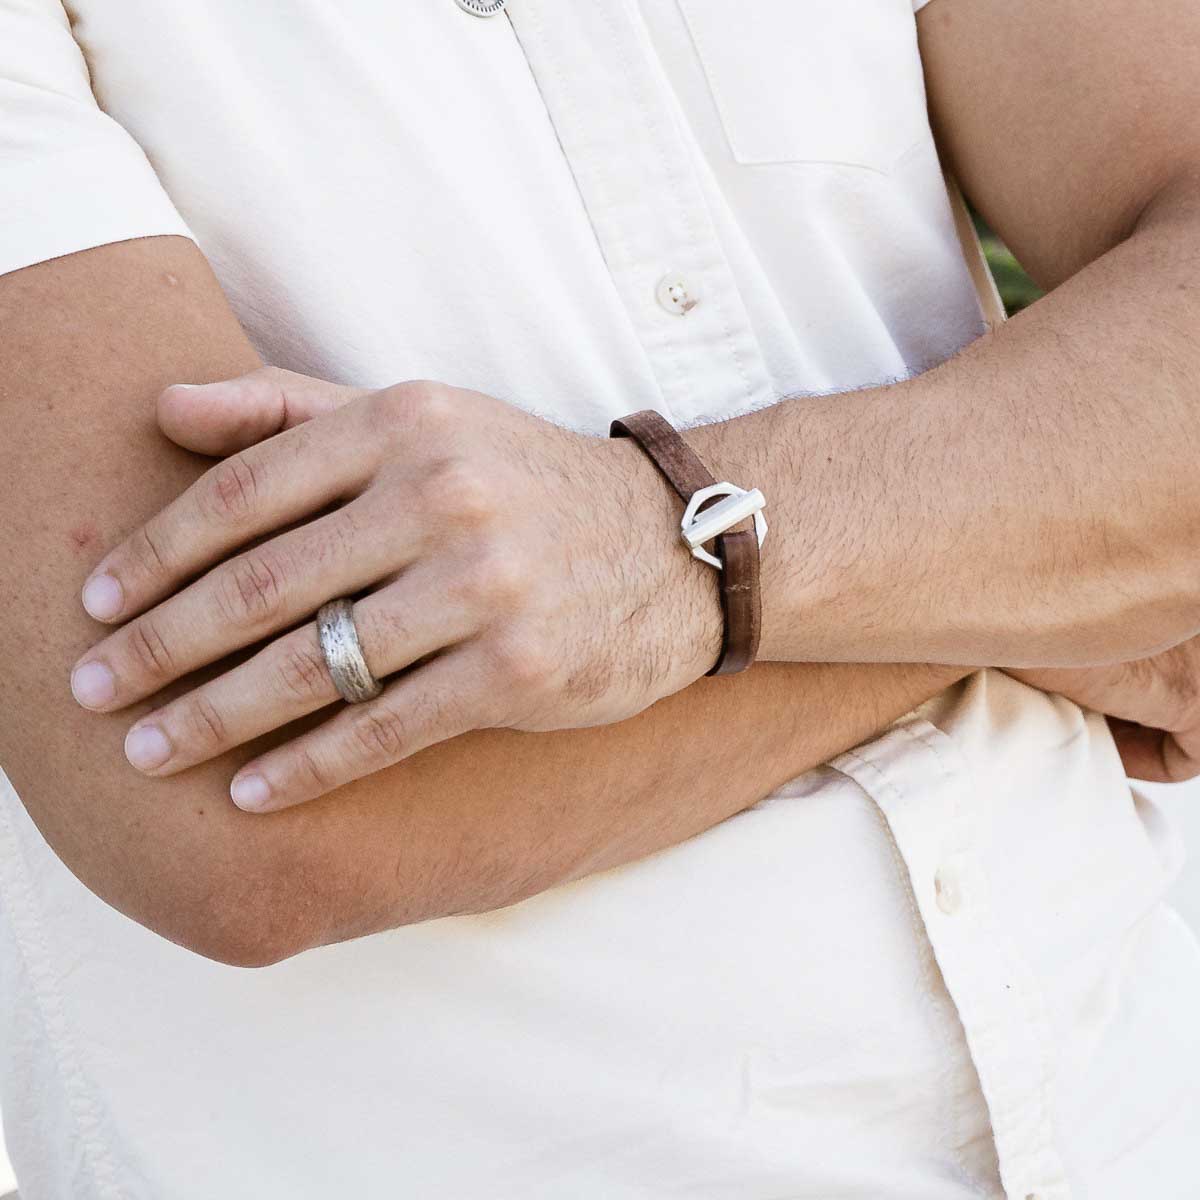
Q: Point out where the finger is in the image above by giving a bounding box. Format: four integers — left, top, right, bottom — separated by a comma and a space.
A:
1016, 659, 1182, 730
118, 569, 478, 774
1160, 735, 1200, 782
72, 492, 419, 710
228, 646, 487, 812
157, 366, 369, 456
81, 393, 383, 625
1110, 719, 1171, 781
1108, 718, 1200, 783
1099, 645, 1199, 731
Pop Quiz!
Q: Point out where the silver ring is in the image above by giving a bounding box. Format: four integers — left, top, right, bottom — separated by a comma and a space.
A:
317, 599, 383, 704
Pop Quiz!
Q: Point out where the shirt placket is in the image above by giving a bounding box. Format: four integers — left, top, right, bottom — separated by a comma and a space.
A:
832, 716, 1073, 1200
489, 4, 1070, 1196
505, 0, 773, 426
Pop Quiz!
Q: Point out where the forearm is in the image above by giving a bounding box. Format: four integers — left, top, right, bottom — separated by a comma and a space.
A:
354, 659, 967, 925
1, 238, 965, 965
689, 175, 1200, 670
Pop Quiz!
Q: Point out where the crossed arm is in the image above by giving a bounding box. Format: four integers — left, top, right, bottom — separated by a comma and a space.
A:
0, 237, 969, 966
688, 0, 1200, 670
4, 0, 1200, 969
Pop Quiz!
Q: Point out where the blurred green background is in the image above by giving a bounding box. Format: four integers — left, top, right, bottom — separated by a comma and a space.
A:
978, 221, 1043, 314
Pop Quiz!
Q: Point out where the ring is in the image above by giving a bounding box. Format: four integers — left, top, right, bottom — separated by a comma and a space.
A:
316, 599, 383, 704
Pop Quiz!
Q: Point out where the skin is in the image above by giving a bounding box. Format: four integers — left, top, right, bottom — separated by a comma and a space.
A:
64, 0, 1200, 811
67, 370, 737, 812
158, 376, 1200, 785
2, 0, 1198, 965
0, 241, 970, 966
1012, 652, 1200, 784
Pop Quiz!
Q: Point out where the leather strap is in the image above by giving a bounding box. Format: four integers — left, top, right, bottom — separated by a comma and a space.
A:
610, 410, 761, 676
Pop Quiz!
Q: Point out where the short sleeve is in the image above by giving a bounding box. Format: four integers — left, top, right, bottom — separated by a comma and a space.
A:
913, 0, 937, 10
0, 0, 192, 277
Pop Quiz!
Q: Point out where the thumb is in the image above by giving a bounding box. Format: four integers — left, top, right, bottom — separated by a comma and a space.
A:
156, 366, 371, 456
1108, 717, 1200, 783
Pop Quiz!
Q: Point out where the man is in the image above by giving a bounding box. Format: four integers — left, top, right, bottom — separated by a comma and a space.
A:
1, 0, 1198, 1196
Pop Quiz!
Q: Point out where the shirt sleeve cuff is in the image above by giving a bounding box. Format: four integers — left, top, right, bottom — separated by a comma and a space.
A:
0, 137, 193, 278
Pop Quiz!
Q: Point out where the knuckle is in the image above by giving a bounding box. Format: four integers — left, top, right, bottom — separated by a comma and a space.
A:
491, 630, 556, 695
220, 552, 287, 625
124, 618, 176, 681
479, 548, 528, 610
201, 454, 263, 524
407, 380, 455, 427
349, 706, 409, 763
372, 382, 424, 424
451, 548, 526, 613
293, 746, 334, 795
373, 381, 455, 439
432, 459, 492, 529
368, 386, 405, 429
274, 642, 332, 704
130, 523, 171, 581
181, 692, 229, 752
447, 560, 489, 609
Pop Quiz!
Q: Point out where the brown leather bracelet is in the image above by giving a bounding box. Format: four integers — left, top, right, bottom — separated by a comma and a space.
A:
610, 409, 763, 676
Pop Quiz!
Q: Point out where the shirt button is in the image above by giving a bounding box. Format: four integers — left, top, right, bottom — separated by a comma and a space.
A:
656, 273, 699, 315
454, 0, 507, 15
934, 865, 964, 915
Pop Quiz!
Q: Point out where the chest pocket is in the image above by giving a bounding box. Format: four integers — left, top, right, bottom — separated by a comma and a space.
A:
676, 0, 931, 172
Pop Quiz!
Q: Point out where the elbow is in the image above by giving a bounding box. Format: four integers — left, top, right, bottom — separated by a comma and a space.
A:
132, 816, 434, 967
17, 741, 406, 967
109, 826, 333, 970
33, 771, 441, 967
164, 906, 306, 970
139, 884, 316, 970
138, 837, 534, 965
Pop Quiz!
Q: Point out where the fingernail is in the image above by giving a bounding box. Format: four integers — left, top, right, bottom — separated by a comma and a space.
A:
125, 724, 172, 772
71, 661, 117, 709
231, 774, 271, 812
82, 574, 123, 621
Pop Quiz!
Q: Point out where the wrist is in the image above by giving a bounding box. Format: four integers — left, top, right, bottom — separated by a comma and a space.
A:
604, 434, 725, 679
686, 402, 836, 664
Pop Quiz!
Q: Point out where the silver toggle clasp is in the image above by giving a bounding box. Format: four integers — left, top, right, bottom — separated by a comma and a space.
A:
680, 483, 768, 570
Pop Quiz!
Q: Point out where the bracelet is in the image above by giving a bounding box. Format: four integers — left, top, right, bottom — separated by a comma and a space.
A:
610, 410, 766, 676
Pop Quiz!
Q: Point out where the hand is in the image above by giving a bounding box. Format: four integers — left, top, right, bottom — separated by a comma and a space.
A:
71, 368, 722, 811
1009, 639, 1200, 782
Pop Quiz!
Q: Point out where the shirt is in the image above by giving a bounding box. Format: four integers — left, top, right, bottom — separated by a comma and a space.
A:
2, 2, 1198, 1197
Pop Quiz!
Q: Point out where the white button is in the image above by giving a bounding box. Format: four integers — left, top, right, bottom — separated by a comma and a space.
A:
934, 866, 963, 915
454, 0, 507, 15
656, 273, 699, 315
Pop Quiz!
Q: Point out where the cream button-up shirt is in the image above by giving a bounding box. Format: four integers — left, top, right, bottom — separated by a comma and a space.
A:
2, 2, 1197, 1198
